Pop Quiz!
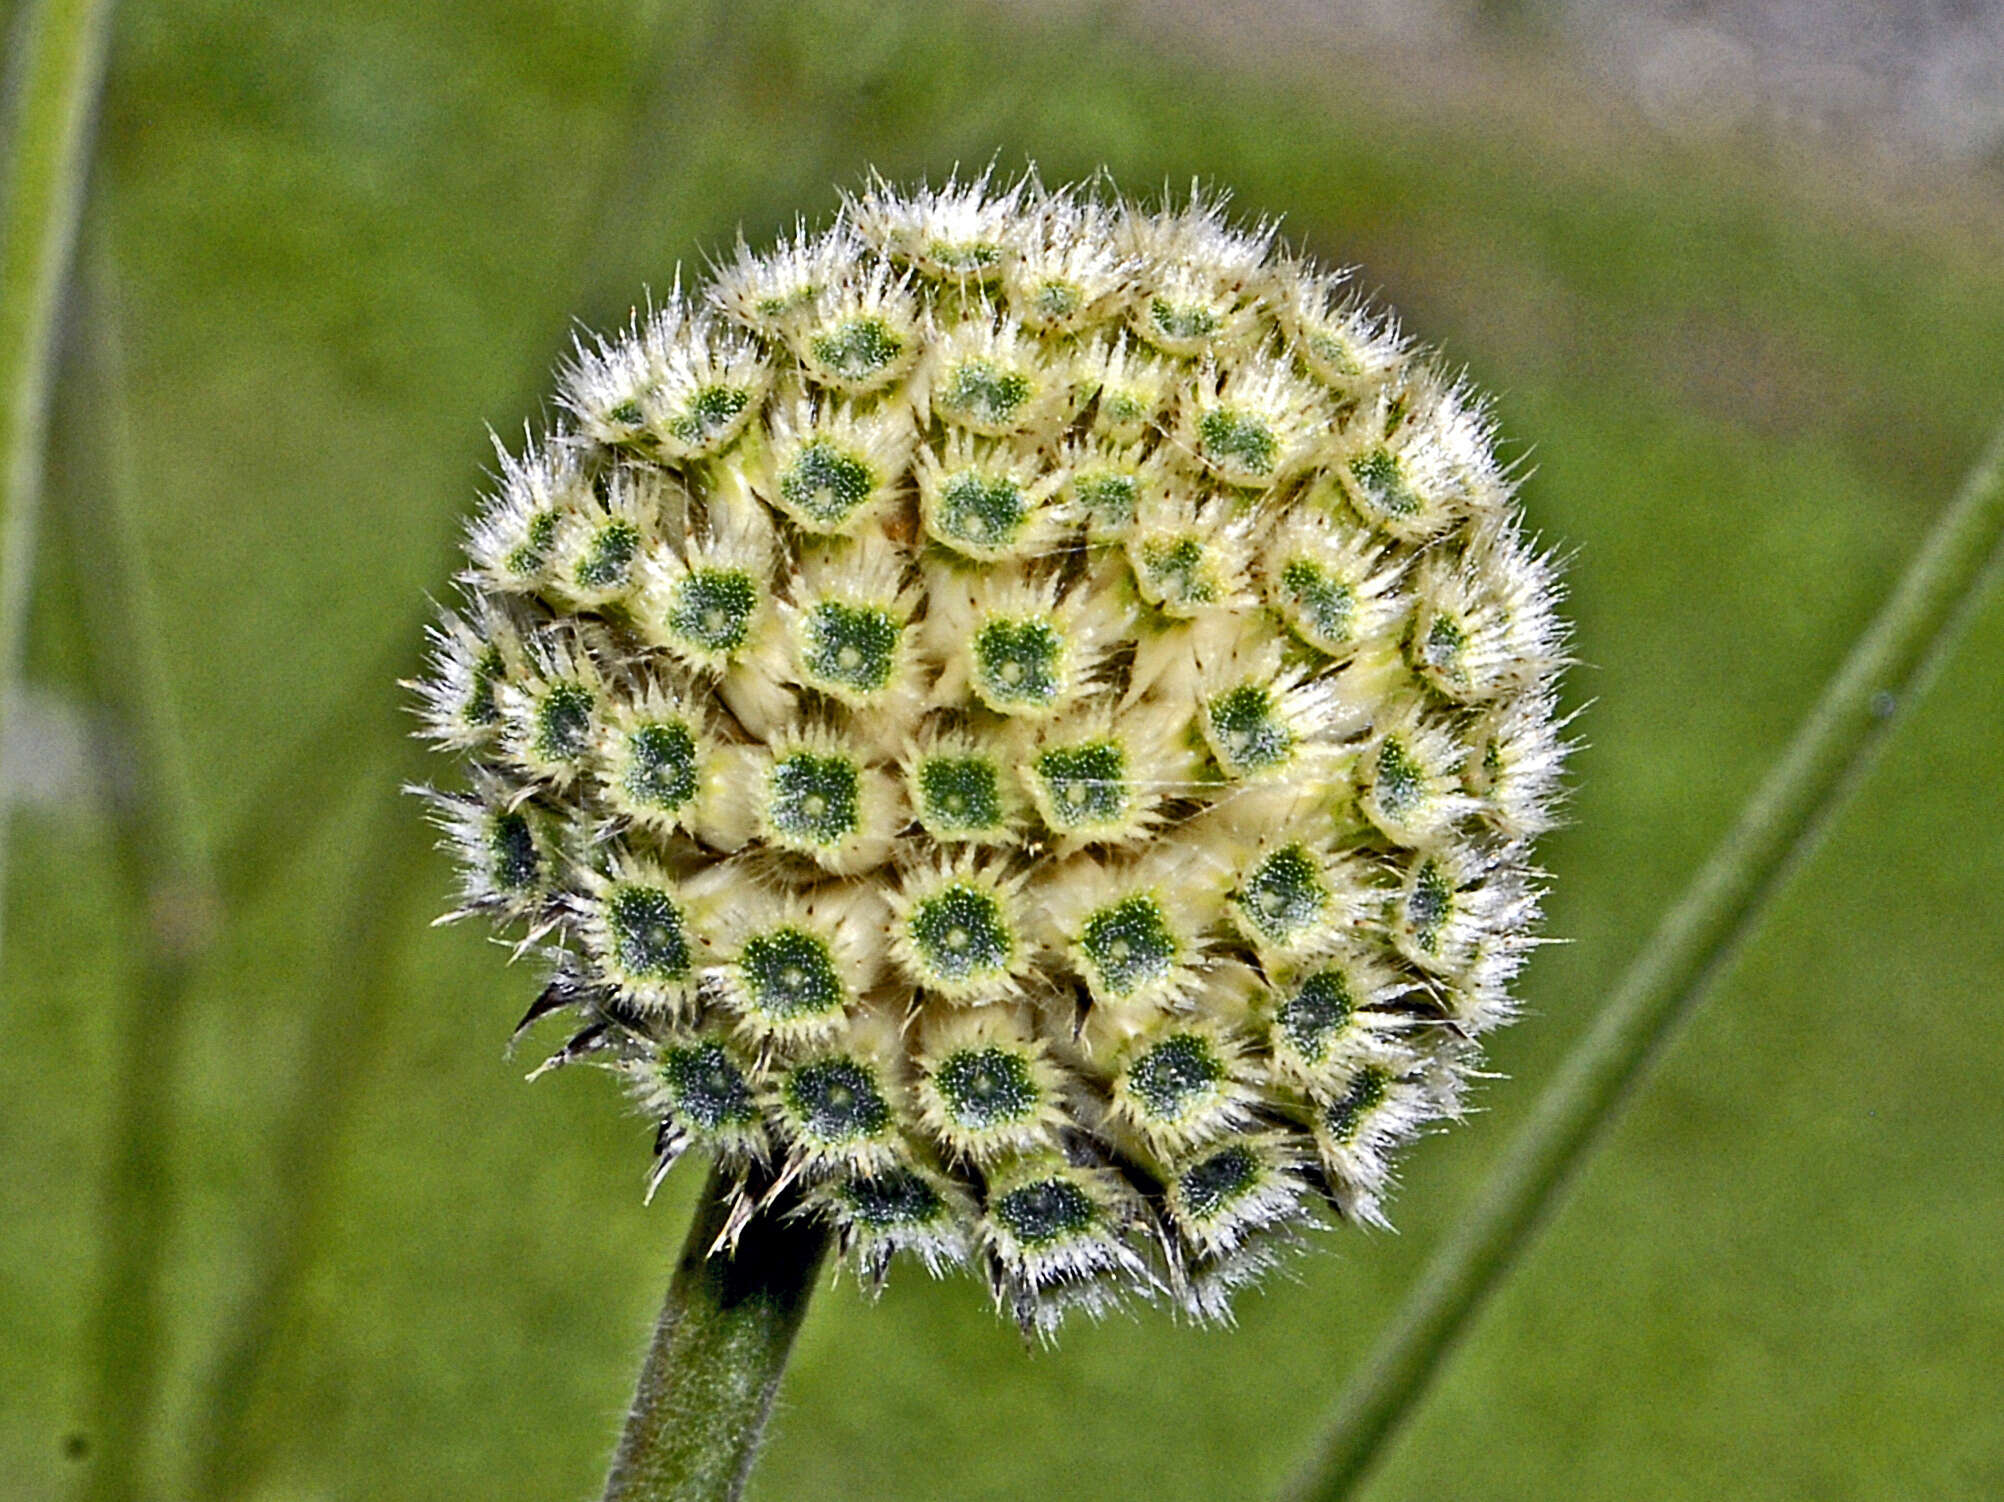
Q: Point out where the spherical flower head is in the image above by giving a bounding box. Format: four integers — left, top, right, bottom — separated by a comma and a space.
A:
411, 171, 1570, 1334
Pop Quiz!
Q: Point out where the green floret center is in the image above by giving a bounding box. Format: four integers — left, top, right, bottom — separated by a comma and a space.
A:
1207, 682, 1293, 775
1236, 843, 1330, 944
802, 601, 900, 695
1350, 448, 1419, 518
840, 1168, 944, 1227
503, 509, 559, 577
1100, 387, 1151, 425
665, 384, 750, 446
487, 810, 539, 892
1033, 740, 1128, 828
738, 926, 846, 1021
575, 518, 640, 591
907, 883, 1013, 984
1279, 558, 1354, 647
1137, 534, 1217, 608
1422, 612, 1466, 666
1148, 297, 1219, 344
785, 1056, 891, 1145
753, 288, 808, 318
941, 359, 1031, 428
464, 644, 504, 728
1197, 407, 1280, 477
993, 1176, 1095, 1246
1374, 736, 1425, 818
1406, 858, 1454, 954
658, 1041, 758, 1131
1125, 1032, 1225, 1121
1077, 893, 1177, 997
937, 471, 1029, 551
971, 617, 1063, 710
767, 752, 862, 847
1325, 1065, 1390, 1144
533, 681, 593, 763
810, 316, 902, 384
1073, 470, 1138, 530
779, 439, 875, 527
1178, 1144, 1259, 1220
607, 884, 691, 981
1278, 969, 1355, 1063
1417, 611, 1470, 691
621, 720, 699, 811
1305, 327, 1362, 378
1030, 279, 1080, 321
667, 567, 757, 655
607, 399, 645, 428
915, 755, 1006, 835
1480, 736, 1505, 786
926, 239, 1001, 273
933, 1046, 1039, 1130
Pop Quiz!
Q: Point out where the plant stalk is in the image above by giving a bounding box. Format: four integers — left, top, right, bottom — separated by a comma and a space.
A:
1282, 413, 2004, 1502
602, 1163, 832, 1502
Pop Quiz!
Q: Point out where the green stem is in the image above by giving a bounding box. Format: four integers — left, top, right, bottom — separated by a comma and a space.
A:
602, 1164, 832, 1502
1282, 414, 2004, 1502
0, 0, 118, 959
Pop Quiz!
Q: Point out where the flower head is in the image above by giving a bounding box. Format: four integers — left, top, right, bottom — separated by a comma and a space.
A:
413, 173, 1568, 1334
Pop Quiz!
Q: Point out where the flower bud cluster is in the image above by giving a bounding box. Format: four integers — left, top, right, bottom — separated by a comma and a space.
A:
414, 173, 1567, 1332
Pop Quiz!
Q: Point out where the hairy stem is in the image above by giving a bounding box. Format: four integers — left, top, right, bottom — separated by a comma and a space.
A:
1283, 414, 2004, 1502
603, 1164, 832, 1502
0, 0, 118, 963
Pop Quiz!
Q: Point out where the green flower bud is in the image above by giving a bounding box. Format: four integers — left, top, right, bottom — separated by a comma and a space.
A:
1355, 704, 1476, 847
592, 682, 712, 837
916, 433, 1063, 563
1162, 1134, 1306, 1265
914, 1008, 1067, 1164
1107, 1021, 1256, 1155
413, 770, 557, 925
773, 1050, 899, 1166
629, 1033, 767, 1165
463, 438, 589, 594
758, 393, 914, 535
790, 263, 924, 396
1257, 953, 1410, 1095
575, 861, 699, 1016
979, 1153, 1150, 1336
816, 1159, 974, 1286
754, 728, 902, 875
900, 729, 1023, 846
887, 855, 1032, 1002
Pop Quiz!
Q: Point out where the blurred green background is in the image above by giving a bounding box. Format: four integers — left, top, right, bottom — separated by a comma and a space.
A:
9, 1, 2004, 1498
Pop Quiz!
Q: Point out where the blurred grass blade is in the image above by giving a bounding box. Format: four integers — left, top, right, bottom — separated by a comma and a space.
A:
55, 229, 216, 1502
179, 4, 757, 1496
1283, 414, 2004, 1502
0, 0, 118, 961
187, 747, 418, 1502
70, 221, 209, 874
